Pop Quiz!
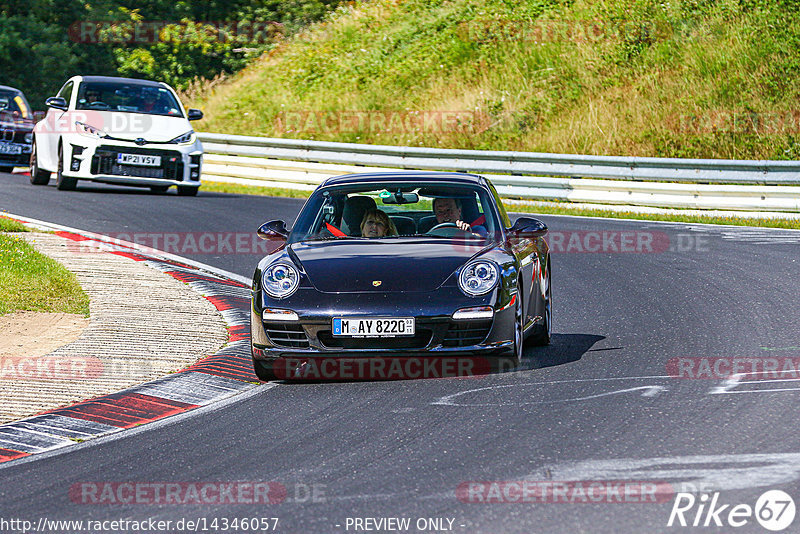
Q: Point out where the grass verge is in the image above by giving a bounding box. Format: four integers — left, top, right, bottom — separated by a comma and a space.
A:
508, 203, 800, 230
201, 180, 313, 199
201, 180, 800, 230
0, 221, 90, 316
0, 216, 30, 233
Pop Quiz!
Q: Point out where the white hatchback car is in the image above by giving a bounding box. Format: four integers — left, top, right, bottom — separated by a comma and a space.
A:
30, 75, 204, 195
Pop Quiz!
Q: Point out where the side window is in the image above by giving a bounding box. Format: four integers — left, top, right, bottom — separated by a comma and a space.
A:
57, 82, 74, 106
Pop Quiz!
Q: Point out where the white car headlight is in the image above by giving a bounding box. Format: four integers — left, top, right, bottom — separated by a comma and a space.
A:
458, 260, 499, 296
75, 121, 107, 138
262, 262, 300, 299
169, 131, 195, 144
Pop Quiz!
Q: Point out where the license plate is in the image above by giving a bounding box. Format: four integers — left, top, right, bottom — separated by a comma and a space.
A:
116, 153, 161, 166
0, 143, 22, 155
332, 317, 415, 337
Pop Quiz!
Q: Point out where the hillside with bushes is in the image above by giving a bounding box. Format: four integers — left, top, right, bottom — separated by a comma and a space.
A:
190, 0, 800, 160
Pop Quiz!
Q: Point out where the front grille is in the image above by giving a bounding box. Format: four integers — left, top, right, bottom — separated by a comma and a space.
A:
0, 129, 31, 144
109, 164, 164, 178
91, 146, 184, 181
442, 319, 493, 347
318, 330, 433, 350
264, 322, 309, 348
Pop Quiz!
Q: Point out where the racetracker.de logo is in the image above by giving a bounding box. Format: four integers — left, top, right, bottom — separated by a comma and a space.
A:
667, 357, 800, 379
456, 18, 674, 44
546, 231, 670, 253
673, 110, 800, 135
0, 356, 103, 380
275, 110, 492, 135
67, 20, 285, 45
69, 482, 287, 505
456, 481, 675, 504
269, 356, 493, 381
33, 111, 153, 136
66, 232, 282, 256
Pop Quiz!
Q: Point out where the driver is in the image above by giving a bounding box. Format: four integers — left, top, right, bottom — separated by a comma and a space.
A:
433, 198, 486, 235
85, 89, 101, 103
140, 90, 161, 113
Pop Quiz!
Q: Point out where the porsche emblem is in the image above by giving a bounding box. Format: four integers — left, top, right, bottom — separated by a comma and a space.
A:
372, 280, 382, 287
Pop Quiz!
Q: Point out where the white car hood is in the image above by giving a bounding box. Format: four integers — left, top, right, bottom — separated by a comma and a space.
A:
86, 112, 192, 143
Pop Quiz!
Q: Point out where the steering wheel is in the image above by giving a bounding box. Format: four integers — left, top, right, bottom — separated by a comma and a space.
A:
88, 101, 110, 109
426, 222, 473, 237
428, 222, 459, 232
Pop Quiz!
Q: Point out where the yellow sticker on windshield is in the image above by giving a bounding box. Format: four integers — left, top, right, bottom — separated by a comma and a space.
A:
13, 96, 28, 118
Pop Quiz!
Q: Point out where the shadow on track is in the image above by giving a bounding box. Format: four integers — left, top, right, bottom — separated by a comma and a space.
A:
256, 334, 607, 384
37, 183, 234, 198
520, 333, 606, 371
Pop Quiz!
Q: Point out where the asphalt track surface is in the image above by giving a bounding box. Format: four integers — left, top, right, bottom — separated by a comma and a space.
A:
2, 173, 800, 533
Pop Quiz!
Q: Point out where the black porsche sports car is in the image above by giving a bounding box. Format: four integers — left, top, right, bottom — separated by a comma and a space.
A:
250, 172, 551, 380
0, 85, 34, 172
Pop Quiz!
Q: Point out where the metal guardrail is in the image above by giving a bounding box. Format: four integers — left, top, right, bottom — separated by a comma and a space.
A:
198, 132, 800, 212
198, 132, 800, 185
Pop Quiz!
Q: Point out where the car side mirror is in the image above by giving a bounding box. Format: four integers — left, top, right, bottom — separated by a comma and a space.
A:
45, 97, 68, 111
187, 109, 204, 121
510, 217, 548, 238
257, 220, 289, 241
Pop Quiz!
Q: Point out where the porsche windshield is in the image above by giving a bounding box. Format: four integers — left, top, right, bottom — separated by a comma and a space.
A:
290, 182, 501, 243
75, 82, 183, 117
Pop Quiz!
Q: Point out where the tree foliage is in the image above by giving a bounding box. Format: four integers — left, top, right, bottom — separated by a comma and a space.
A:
0, 0, 341, 109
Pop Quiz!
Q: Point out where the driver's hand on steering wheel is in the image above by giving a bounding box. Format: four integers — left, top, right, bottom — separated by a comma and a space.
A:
455, 220, 471, 232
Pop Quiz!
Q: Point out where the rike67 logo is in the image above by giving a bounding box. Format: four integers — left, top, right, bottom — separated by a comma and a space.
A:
667, 490, 796, 531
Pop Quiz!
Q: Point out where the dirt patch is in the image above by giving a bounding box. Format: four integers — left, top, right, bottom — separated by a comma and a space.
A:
0, 311, 89, 359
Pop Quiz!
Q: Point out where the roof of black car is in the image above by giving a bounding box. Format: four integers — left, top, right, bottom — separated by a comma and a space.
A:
322, 171, 485, 187
79, 76, 163, 87
0, 85, 23, 94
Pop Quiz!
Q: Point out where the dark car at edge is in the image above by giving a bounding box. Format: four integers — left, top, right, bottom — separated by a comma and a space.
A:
0, 85, 34, 172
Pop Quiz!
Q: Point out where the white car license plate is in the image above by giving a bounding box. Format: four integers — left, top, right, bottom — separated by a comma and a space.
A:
332, 317, 415, 337
0, 143, 22, 155
116, 153, 161, 166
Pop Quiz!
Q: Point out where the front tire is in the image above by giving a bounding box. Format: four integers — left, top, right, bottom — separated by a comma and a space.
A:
512, 285, 525, 364
252, 358, 277, 381
29, 142, 51, 185
177, 185, 198, 196
55, 145, 77, 191
530, 258, 552, 346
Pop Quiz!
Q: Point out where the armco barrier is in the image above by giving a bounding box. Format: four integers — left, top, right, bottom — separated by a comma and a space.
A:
197, 133, 800, 212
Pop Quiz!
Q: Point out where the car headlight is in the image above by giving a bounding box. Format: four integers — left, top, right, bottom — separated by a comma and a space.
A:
75, 121, 107, 138
262, 262, 300, 299
459, 260, 499, 296
24, 133, 32, 144
169, 131, 195, 144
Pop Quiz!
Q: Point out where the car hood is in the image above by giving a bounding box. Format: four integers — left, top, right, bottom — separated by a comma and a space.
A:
87, 112, 191, 143
290, 238, 492, 293
0, 116, 33, 131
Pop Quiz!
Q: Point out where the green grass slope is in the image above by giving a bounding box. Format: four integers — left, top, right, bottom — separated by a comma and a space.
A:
189, 0, 800, 160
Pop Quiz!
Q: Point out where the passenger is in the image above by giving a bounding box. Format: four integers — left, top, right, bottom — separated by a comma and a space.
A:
432, 198, 486, 235
360, 209, 398, 238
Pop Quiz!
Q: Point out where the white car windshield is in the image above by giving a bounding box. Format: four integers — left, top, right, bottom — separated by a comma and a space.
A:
75, 82, 183, 117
